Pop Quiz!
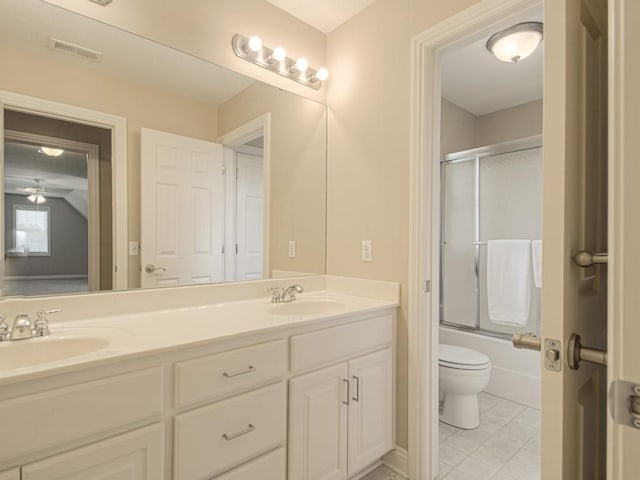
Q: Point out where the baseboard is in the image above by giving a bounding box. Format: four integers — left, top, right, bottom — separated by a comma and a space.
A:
383, 446, 409, 479
485, 365, 540, 409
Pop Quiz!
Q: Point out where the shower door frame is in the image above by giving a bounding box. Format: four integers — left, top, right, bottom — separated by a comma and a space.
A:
439, 135, 542, 340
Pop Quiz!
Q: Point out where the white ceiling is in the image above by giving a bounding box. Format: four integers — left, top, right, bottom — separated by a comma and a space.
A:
265, 0, 376, 33
0, 0, 255, 107
4, 142, 88, 198
440, 6, 544, 116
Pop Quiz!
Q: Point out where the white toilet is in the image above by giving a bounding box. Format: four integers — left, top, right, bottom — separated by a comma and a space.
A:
439, 344, 491, 430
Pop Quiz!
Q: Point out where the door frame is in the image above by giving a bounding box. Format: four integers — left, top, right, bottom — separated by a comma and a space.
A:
0, 90, 128, 290
407, 0, 541, 478
218, 114, 271, 280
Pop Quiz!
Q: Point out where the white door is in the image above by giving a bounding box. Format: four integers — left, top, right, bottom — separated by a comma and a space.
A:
607, 0, 640, 477
141, 128, 225, 288
348, 348, 393, 476
542, 0, 608, 477
21, 424, 164, 480
0, 468, 19, 480
289, 363, 349, 480
235, 152, 263, 281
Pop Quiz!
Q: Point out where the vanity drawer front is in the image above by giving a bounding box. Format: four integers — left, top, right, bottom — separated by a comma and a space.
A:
175, 340, 286, 408
0, 367, 164, 464
174, 382, 286, 480
290, 314, 393, 372
214, 448, 285, 480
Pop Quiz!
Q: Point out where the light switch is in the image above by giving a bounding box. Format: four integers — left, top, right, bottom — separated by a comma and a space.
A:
288, 240, 296, 258
129, 241, 139, 256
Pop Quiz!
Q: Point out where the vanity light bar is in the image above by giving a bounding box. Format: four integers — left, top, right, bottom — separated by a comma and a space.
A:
232, 34, 327, 90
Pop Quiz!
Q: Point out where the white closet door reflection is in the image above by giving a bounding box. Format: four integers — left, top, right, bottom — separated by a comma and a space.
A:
441, 160, 476, 328
478, 147, 542, 334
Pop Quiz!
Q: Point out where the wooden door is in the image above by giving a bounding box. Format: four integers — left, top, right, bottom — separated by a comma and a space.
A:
347, 349, 394, 476
140, 128, 225, 288
607, 0, 640, 477
289, 364, 349, 480
235, 151, 264, 281
541, 0, 608, 478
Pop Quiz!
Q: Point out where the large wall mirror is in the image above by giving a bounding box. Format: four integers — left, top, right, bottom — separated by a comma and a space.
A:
0, 0, 327, 298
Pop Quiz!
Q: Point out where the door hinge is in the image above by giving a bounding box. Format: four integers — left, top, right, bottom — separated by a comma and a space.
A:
424, 280, 431, 293
222, 244, 225, 254
609, 380, 640, 429
221, 165, 226, 175
235, 244, 238, 254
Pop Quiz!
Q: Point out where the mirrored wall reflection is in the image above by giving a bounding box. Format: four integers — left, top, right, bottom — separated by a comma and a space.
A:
0, 0, 327, 298
3, 111, 113, 297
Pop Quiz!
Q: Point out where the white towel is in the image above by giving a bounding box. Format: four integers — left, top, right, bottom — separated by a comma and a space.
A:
487, 240, 531, 326
531, 240, 542, 288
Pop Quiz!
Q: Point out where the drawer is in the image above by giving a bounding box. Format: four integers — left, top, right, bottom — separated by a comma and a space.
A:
0, 367, 164, 464
21, 423, 164, 480
290, 314, 393, 372
174, 382, 286, 480
175, 340, 286, 408
214, 448, 285, 480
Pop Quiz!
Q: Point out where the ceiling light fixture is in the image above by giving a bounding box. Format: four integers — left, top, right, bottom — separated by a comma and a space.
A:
231, 34, 328, 90
486, 22, 543, 63
27, 193, 47, 205
39, 147, 64, 157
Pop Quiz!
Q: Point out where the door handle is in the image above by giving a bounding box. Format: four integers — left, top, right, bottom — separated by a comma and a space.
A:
568, 334, 607, 369
573, 250, 608, 268
342, 378, 350, 405
145, 264, 167, 274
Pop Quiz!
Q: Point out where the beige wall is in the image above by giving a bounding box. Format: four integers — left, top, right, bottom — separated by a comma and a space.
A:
0, 43, 218, 288
441, 99, 477, 155
43, 0, 327, 104
475, 99, 543, 147
327, 0, 480, 450
441, 99, 543, 156
218, 83, 327, 275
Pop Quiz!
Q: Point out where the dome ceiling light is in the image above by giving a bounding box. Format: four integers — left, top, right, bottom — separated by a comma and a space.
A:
486, 22, 543, 63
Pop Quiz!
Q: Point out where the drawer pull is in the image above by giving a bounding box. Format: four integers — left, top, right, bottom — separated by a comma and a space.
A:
222, 423, 256, 441
342, 378, 350, 405
352, 375, 360, 402
222, 365, 256, 378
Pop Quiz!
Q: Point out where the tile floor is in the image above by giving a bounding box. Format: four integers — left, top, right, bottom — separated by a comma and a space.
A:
439, 392, 540, 479
362, 392, 540, 480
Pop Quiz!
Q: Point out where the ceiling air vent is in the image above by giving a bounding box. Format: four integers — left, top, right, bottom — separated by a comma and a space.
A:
48, 38, 103, 62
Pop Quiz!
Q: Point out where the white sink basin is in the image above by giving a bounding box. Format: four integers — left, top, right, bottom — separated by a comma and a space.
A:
0, 337, 110, 369
267, 299, 346, 316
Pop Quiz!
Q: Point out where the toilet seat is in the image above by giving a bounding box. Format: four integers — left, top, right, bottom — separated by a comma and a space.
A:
439, 344, 490, 371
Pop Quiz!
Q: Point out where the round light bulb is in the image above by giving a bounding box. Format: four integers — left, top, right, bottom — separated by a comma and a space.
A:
294, 57, 309, 73
248, 36, 262, 52
315, 67, 329, 81
272, 46, 287, 62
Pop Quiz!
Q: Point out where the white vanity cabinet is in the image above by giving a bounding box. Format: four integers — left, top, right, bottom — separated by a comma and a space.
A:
288, 314, 394, 480
21, 423, 164, 480
0, 469, 19, 480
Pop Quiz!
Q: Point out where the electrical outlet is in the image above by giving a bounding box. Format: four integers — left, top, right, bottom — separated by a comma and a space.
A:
361, 240, 373, 262
129, 241, 139, 256
288, 240, 296, 258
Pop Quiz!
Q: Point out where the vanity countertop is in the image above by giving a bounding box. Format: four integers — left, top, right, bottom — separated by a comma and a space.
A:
0, 289, 398, 386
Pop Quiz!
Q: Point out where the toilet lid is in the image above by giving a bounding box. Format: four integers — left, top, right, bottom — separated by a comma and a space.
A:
439, 344, 490, 370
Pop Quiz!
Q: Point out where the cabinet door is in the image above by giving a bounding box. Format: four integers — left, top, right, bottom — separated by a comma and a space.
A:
21, 423, 164, 480
289, 363, 348, 480
348, 349, 393, 475
0, 468, 19, 480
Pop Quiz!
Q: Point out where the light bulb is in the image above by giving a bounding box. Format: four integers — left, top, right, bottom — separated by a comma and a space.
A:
314, 67, 329, 81
272, 46, 287, 62
294, 57, 308, 73
40, 147, 64, 157
248, 36, 262, 52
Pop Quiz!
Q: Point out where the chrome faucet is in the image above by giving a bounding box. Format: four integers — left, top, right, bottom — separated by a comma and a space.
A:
1, 309, 61, 341
268, 284, 305, 303
10, 313, 33, 340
